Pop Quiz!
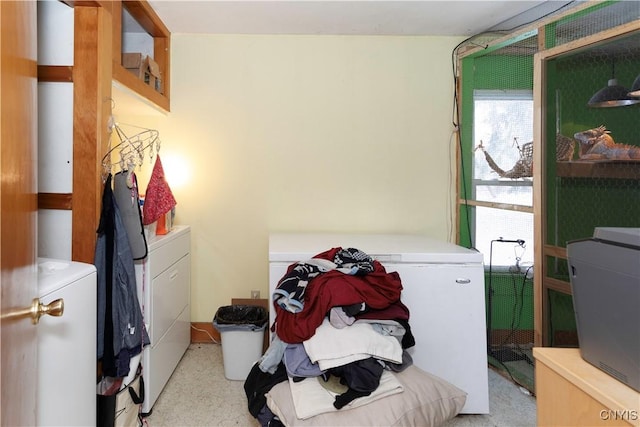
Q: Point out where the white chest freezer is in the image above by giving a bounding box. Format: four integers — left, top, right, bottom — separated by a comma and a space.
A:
268, 233, 489, 414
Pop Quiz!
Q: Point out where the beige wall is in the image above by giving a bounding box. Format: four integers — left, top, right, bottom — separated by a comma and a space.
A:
125, 34, 465, 321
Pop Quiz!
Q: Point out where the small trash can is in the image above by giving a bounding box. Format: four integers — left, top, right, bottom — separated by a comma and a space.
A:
213, 305, 268, 381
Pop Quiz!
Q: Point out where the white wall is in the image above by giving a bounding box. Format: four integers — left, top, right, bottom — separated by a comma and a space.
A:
37, 0, 74, 260
117, 33, 464, 321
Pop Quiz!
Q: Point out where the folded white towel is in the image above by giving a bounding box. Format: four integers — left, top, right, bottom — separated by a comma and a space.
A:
303, 318, 403, 371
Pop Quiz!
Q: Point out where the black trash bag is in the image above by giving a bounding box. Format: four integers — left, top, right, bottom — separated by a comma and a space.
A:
213, 305, 268, 332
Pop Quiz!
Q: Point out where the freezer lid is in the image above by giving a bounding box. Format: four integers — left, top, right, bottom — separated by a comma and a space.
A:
269, 233, 483, 264
38, 257, 97, 297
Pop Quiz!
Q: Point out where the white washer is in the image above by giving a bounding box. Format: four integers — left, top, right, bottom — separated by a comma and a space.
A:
37, 258, 97, 426
268, 233, 489, 414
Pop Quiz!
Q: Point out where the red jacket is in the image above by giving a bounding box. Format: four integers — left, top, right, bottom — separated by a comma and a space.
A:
273, 247, 403, 343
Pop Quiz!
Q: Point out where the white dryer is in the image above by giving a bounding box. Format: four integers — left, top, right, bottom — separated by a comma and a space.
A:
37, 258, 97, 426
268, 233, 489, 414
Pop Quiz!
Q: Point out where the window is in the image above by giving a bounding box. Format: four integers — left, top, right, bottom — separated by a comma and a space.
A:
472, 90, 534, 269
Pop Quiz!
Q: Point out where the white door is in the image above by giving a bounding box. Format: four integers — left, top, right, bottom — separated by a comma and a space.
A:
0, 1, 39, 425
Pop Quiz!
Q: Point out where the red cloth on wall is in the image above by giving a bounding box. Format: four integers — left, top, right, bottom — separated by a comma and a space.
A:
142, 155, 177, 225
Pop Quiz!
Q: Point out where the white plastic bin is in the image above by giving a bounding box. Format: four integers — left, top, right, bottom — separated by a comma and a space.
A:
213, 305, 267, 381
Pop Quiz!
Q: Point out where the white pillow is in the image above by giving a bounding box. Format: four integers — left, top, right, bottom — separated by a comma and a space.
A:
288, 369, 403, 420
266, 365, 467, 427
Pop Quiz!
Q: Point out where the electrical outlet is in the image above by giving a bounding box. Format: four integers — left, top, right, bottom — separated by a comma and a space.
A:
251, 290, 260, 299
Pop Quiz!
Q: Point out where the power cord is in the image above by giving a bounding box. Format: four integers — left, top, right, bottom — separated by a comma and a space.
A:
190, 324, 220, 344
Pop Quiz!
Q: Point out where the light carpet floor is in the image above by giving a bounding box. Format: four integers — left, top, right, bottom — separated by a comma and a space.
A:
144, 343, 537, 426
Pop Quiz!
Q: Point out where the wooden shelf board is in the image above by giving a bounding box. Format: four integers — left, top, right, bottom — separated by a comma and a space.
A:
112, 62, 169, 112
556, 161, 640, 179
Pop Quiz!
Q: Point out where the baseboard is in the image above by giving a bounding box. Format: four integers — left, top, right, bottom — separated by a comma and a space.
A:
190, 322, 220, 343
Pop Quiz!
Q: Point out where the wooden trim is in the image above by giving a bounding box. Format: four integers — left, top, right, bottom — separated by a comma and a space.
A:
110, 1, 122, 64
533, 41, 545, 348
62, 1, 102, 6
122, 0, 170, 37
154, 34, 170, 99
543, 244, 567, 260
453, 69, 462, 245
537, 24, 546, 52
38, 193, 72, 210
37, 65, 73, 82
458, 198, 534, 214
190, 322, 220, 344
72, 5, 112, 264
544, 277, 572, 295
458, 1, 602, 59
536, 19, 640, 61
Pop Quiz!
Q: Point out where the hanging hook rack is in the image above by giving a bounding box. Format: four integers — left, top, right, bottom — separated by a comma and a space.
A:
101, 119, 162, 186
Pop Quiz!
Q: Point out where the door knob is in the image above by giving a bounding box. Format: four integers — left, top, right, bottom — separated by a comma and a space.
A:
1, 298, 64, 324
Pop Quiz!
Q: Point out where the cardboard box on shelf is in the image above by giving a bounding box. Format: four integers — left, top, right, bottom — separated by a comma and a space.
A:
144, 56, 163, 94
121, 53, 163, 94
122, 52, 145, 79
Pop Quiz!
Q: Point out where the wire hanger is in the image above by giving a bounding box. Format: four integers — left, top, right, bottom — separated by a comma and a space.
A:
101, 116, 161, 187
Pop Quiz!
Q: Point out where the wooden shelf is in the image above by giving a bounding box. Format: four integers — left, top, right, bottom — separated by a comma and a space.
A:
111, 0, 170, 112
556, 161, 640, 179
113, 62, 169, 113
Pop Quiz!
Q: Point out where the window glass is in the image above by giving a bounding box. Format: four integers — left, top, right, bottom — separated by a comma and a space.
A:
474, 207, 534, 268
472, 90, 534, 268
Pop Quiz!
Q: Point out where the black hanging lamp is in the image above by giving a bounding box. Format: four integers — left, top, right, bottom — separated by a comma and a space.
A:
628, 74, 640, 98
587, 60, 640, 107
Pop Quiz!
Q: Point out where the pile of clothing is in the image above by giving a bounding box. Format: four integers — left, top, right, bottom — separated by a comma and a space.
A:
244, 247, 415, 426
